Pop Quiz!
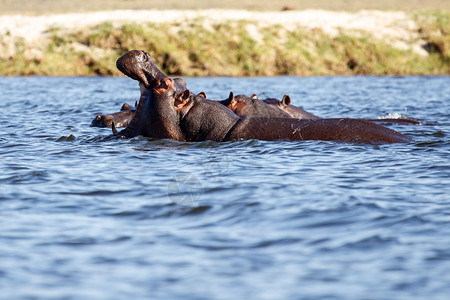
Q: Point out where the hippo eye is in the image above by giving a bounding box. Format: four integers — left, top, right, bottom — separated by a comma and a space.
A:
96, 115, 102, 121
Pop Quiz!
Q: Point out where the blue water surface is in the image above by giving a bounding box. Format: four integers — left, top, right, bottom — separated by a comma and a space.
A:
0, 75, 449, 300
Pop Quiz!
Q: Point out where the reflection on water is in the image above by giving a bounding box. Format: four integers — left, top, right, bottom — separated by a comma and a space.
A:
0, 75, 449, 299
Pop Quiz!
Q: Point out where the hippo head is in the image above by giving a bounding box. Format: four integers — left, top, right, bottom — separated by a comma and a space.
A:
116, 50, 186, 93
220, 93, 291, 118
91, 114, 107, 127
263, 95, 321, 120
114, 50, 189, 138
116, 50, 166, 88
262, 95, 291, 110
91, 108, 135, 128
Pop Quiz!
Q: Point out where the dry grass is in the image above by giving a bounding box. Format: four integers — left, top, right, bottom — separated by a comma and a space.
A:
0, 0, 449, 14
1, 11, 448, 76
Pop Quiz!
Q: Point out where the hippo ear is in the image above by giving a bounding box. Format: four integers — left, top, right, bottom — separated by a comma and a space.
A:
135, 100, 138, 108
198, 91, 207, 98
221, 92, 235, 106
174, 90, 191, 109
251, 94, 259, 99
121, 103, 132, 111
282, 95, 291, 106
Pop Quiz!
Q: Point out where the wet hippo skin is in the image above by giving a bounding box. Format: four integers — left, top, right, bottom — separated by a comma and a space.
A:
241, 94, 420, 124
220, 93, 319, 119
113, 50, 414, 144
90, 77, 189, 128
90, 102, 136, 128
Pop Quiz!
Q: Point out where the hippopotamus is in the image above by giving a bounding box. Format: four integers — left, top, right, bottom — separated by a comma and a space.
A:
90, 77, 191, 128
91, 102, 136, 128
233, 93, 421, 125
219, 93, 292, 118
250, 93, 321, 119
220, 93, 320, 119
113, 50, 414, 144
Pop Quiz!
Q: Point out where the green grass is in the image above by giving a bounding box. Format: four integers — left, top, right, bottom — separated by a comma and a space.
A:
415, 11, 450, 68
0, 11, 449, 76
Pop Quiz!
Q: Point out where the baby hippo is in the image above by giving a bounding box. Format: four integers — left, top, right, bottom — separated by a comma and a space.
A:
91, 102, 136, 128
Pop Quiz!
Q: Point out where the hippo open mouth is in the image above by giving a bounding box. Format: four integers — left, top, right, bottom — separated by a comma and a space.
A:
107, 50, 414, 144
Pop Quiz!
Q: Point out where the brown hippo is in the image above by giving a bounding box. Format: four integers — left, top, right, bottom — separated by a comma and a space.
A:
250, 93, 320, 119
238, 94, 420, 125
91, 102, 136, 128
262, 95, 321, 119
91, 77, 190, 128
113, 50, 414, 144
220, 93, 319, 119
219, 93, 292, 118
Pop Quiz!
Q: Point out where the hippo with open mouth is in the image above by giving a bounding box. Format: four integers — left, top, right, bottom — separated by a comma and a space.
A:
112, 50, 414, 144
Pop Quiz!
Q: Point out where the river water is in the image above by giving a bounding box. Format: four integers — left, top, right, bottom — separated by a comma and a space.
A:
0, 75, 449, 299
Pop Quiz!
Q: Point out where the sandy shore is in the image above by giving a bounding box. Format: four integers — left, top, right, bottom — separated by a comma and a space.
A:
0, 9, 424, 53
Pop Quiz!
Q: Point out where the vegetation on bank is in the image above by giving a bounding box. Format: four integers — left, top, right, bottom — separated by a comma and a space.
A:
0, 11, 448, 76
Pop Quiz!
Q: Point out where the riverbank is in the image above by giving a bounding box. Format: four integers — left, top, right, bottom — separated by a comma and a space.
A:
1, 0, 449, 13
0, 10, 448, 76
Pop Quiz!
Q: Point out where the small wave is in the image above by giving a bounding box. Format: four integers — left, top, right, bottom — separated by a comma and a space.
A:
109, 210, 144, 217
426, 249, 450, 262
81, 135, 115, 143
185, 237, 302, 251
376, 113, 422, 125
414, 140, 447, 147
432, 131, 446, 137
380, 215, 428, 227
380, 112, 408, 119
59, 237, 98, 246
130, 138, 196, 151
324, 235, 399, 252
48, 149, 79, 156
57, 189, 131, 196
0, 170, 49, 184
